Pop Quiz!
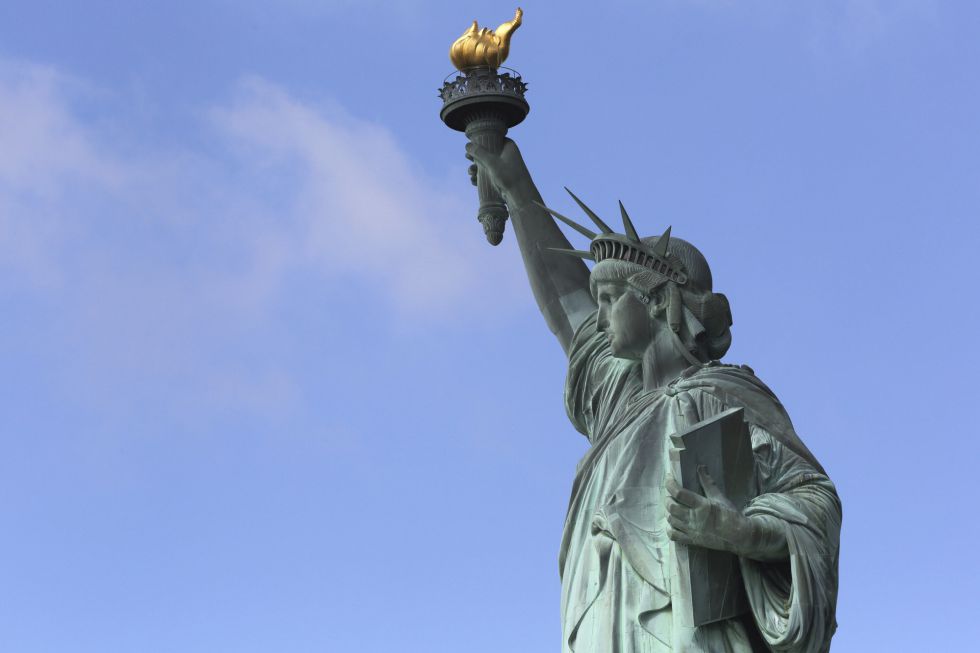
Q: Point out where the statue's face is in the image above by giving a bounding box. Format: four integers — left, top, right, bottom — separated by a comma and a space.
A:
595, 281, 653, 360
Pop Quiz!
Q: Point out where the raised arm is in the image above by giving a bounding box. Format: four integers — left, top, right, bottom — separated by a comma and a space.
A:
466, 139, 595, 354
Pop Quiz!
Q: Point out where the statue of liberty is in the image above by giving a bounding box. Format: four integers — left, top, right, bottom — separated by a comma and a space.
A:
464, 139, 842, 652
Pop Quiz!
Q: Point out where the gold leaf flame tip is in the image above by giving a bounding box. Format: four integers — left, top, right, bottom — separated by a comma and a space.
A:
450, 8, 523, 71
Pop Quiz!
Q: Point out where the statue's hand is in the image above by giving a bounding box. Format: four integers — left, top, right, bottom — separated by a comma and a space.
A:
465, 138, 534, 206
665, 466, 754, 555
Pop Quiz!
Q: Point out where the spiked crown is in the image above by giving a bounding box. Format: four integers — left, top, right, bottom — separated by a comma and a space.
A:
538, 188, 689, 286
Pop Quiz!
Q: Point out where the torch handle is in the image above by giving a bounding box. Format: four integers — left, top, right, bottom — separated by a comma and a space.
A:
465, 115, 509, 246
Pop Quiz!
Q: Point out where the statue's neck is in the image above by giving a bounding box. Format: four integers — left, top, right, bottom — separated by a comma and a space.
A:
641, 327, 692, 391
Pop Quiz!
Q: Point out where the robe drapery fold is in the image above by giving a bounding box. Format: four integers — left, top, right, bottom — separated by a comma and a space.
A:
559, 312, 840, 653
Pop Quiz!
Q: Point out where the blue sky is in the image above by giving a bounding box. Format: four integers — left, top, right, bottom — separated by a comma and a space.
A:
1, 1, 977, 651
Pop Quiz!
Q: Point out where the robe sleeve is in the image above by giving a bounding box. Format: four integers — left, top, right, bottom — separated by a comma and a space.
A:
564, 310, 638, 438
740, 426, 841, 653
682, 390, 841, 653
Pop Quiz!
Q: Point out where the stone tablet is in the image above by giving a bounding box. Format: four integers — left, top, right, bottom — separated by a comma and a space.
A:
670, 407, 756, 626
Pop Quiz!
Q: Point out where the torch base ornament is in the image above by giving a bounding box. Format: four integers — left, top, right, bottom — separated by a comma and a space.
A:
440, 67, 529, 132
440, 66, 529, 245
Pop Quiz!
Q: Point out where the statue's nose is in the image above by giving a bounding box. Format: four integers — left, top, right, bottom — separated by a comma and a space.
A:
596, 313, 609, 333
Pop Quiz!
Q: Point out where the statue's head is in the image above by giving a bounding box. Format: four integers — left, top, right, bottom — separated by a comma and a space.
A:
541, 190, 733, 363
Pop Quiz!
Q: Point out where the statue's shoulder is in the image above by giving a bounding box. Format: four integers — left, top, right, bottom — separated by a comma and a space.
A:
667, 361, 779, 403
669, 362, 827, 474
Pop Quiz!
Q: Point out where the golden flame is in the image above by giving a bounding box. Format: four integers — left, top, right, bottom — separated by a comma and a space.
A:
449, 8, 523, 70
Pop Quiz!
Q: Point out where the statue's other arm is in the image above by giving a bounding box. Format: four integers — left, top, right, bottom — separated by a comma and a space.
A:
466, 139, 596, 353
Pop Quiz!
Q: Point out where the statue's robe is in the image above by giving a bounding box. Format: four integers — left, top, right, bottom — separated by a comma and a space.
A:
560, 313, 841, 653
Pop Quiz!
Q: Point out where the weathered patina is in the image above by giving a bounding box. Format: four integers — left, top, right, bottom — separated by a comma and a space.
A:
464, 138, 841, 652
443, 10, 841, 651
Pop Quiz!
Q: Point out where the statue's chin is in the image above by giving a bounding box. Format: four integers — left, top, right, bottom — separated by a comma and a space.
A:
608, 340, 642, 362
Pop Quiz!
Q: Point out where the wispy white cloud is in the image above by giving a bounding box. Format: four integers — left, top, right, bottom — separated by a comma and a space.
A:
0, 61, 122, 193
801, 0, 939, 56
0, 59, 523, 421
0, 60, 124, 287
667, 0, 938, 57
210, 77, 497, 315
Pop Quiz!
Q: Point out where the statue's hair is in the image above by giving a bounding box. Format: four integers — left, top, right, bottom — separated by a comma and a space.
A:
590, 235, 733, 361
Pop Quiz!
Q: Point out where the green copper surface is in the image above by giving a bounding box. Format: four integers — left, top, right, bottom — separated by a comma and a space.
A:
462, 137, 841, 652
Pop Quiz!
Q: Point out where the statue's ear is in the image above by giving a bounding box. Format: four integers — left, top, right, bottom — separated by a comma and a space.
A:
645, 287, 669, 318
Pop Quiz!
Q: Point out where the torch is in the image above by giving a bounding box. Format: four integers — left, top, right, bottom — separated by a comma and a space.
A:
439, 8, 529, 246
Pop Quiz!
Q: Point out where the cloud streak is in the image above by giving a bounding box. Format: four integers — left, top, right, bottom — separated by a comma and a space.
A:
671, 0, 938, 57
801, 0, 939, 57
0, 60, 125, 287
0, 60, 522, 422
211, 77, 491, 314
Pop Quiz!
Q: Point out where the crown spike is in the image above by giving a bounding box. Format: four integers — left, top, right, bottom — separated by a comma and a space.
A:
564, 187, 614, 234
652, 225, 672, 256
534, 201, 597, 240
547, 247, 595, 261
619, 200, 641, 243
